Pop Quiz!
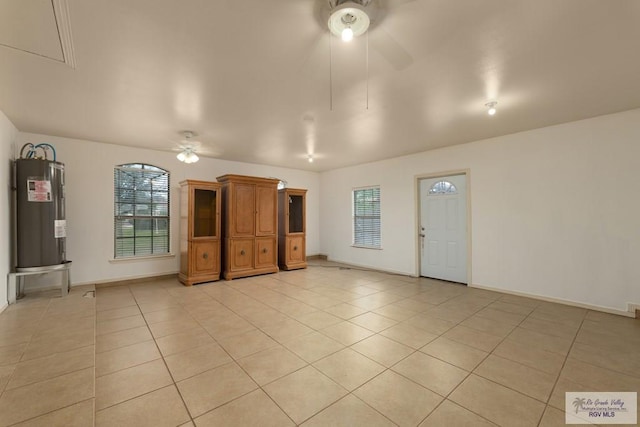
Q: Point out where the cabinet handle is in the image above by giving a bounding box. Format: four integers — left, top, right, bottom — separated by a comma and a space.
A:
240, 249, 245, 256
202, 253, 208, 259
262, 248, 268, 253
293, 246, 298, 251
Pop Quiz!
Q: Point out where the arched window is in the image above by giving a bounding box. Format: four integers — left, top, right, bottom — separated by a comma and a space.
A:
114, 163, 170, 258
428, 180, 457, 195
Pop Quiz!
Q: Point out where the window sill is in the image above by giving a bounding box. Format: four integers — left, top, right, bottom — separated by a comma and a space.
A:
109, 253, 175, 263
351, 245, 383, 250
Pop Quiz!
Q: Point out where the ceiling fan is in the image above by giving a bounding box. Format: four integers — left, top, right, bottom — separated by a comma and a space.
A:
169, 131, 225, 163
300, 0, 417, 109
174, 131, 201, 163
321, 0, 416, 71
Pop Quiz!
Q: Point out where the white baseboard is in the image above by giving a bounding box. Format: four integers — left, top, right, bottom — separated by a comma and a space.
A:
627, 303, 640, 318
0, 302, 7, 314
471, 283, 635, 318
322, 257, 414, 277
76, 271, 178, 288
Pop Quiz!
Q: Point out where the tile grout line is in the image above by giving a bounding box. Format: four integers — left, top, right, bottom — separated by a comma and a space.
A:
449, 298, 586, 426
94, 274, 417, 423
400, 296, 506, 426
93, 285, 191, 422
203, 277, 345, 426
85, 271, 631, 427
133, 284, 196, 425
345, 285, 508, 425
13, 297, 52, 368
5, 397, 96, 427
190, 303, 299, 426
0, 290, 95, 426
295, 280, 491, 425
195, 275, 401, 425
92, 278, 444, 422
227, 273, 488, 425
411, 294, 549, 426
159, 281, 302, 425
536, 308, 590, 427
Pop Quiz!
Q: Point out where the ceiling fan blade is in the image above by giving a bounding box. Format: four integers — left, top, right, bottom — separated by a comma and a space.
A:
370, 27, 413, 70
296, 0, 331, 72
386, 0, 417, 10
298, 33, 329, 73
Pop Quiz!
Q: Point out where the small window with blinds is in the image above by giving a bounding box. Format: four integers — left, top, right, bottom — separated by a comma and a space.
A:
114, 163, 170, 258
353, 186, 381, 249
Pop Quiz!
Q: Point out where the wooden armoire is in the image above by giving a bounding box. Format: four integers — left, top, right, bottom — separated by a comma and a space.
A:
217, 174, 280, 280
278, 188, 307, 270
179, 180, 221, 286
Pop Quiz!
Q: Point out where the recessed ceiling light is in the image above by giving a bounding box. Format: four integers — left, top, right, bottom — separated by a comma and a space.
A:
485, 101, 498, 116
308, 154, 314, 163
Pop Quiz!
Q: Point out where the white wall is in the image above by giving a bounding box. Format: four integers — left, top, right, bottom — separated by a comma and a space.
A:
320, 109, 640, 313
17, 133, 320, 286
0, 111, 17, 309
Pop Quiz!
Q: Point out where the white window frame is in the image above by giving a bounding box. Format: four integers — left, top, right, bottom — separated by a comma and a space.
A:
352, 186, 381, 249
114, 163, 170, 259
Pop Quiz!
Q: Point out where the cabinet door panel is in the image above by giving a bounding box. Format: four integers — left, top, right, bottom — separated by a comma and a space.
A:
193, 241, 217, 274
288, 195, 305, 233
287, 236, 305, 263
232, 184, 255, 236
256, 185, 277, 236
229, 239, 254, 271
193, 188, 219, 238
255, 237, 276, 268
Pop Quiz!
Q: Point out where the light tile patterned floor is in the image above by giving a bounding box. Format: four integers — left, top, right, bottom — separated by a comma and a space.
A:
0, 261, 639, 426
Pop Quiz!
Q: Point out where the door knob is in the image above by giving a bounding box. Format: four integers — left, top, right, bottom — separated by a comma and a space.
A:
240, 249, 245, 255
293, 246, 298, 251
419, 234, 425, 238
202, 253, 208, 259
262, 248, 268, 253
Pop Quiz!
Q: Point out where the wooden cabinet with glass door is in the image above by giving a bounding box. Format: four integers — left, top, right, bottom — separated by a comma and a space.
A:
179, 180, 222, 286
278, 188, 307, 270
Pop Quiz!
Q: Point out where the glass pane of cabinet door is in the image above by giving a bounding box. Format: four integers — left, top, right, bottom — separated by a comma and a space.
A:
278, 188, 307, 271
194, 189, 217, 237
288, 195, 304, 233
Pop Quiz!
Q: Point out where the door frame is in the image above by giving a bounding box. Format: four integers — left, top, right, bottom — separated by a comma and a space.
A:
414, 169, 472, 285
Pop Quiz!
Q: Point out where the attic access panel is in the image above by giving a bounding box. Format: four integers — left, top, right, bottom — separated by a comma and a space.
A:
0, 0, 75, 67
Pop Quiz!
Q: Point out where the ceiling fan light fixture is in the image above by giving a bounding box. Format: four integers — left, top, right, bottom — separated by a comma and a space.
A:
341, 26, 354, 42
328, 2, 370, 41
177, 147, 199, 163
184, 151, 199, 163
177, 130, 200, 163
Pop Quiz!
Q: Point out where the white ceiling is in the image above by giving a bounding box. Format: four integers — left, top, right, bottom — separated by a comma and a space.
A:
1, 0, 639, 171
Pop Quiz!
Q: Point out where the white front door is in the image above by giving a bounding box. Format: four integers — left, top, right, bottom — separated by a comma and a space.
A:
419, 174, 467, 283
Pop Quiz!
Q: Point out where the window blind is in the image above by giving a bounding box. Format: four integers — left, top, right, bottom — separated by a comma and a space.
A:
353, 186, 381, 248
114, 164, 170, 258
